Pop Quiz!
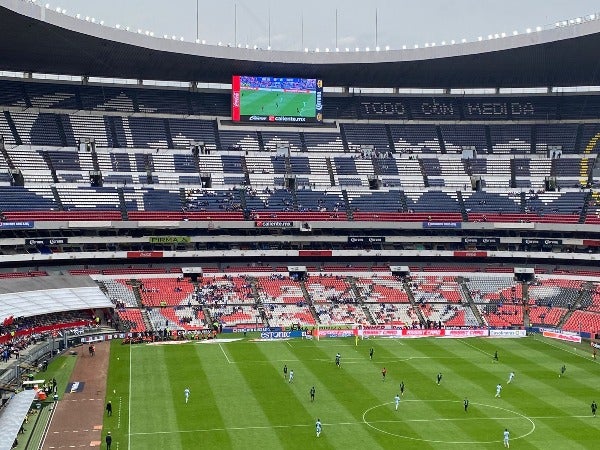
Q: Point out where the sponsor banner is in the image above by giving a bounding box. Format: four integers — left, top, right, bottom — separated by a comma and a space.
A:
0, 221, 34, 229
422, 222, 461, 229
316, 328, 356, 338
403, 329, 444, 337
299, 250, 332, 257
126, 251, 163, 258
522, 238, 562, 246
583, 239, 600, 247
149, 236, 191, 244
462, 237, 500, 246
454, 251, 487, 257
489, 329, 527, 338
543, 330, 582, 343
360, 328, 404, 337
80, 333, 128, 343
259, 331, 305, 339
26, 238, 68, 246
231, 75, 241, 121
223, 327, 280, 333
348, 236, 386, 244
255, 220, 294, 228
444, 329, 489, 338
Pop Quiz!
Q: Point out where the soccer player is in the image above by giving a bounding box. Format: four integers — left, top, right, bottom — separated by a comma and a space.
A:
395, 394, 400, 411
592, 400, 597, 417
436, 373, 443, 385
495, 383, 502, 398
283, 364, 288, 380
464, 398, 469, 412
289, 369, 294, 383
508, 371, 515, 384
310, 386, 315, 402
315, 418, 322, 437
369, 348, 374, 360
382, 367, 387, 381
593, 349, 597, 360
335, 353, 341, 367
400, 381, 405, 396
184, 387, 190, 404
559, 364, 566, 377
493, 351, 499, 363
503, 428, 510, 448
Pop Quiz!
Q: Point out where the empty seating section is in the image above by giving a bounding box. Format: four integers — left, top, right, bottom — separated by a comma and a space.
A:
127, 117, 169, 149
528, 306, 566, 326
305, 276, 356, 304
136, 89, 190, 115
219, 130, 260, 152
296, 190, 345, 212
390, 124, 439, 153
440, 125, 487, 154
99, 279, 139, 307
116, 308, 146, 332
262, 131, 303, 152
265, 304, 316, 327
347, 190, 404, 212
138, 278, 195, 307
303, 132, 344, 152
80, 87, 135, 112
169, 119, 218, 151
366, 303, 417, 326
63, 115, 110, 147
578, 124, 600, 153
356, 276, 409, 303
56, 186, 121, 211
315, 303, 369, 325
561, 311, 600, 334
0, 113, 16, 144
208, 305, 262, 327
422, 157, 470, 188
535, 124, 578, 154
343, 123, 391, 154
256, 277, 305, 304
490, 125, 530, 154
10, 112, 63, 146
528, 278, 584, 309
0, 186, 58, 211
479, 304, 524, 327
524, 192, 585, 220
464, 276, 519, 303
410, 276, 465, 304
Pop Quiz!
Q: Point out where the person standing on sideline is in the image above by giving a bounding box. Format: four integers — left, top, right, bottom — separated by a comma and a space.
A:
106, 401, 112, 416
464, 398, 469, 412
289, 369, 294, 383
400, 381, 405, 396
105, 431, 112, 450
283, 364, 288, 380
592, 400, 597, 417
369, 348, 374, 360
315, 418, 322, 437
184, 387, 190, 403
381, 367, 387, 381
493, 351, 499, 363
395, 394, 400, 411
495, 383, 502, 398
436, 373, 443, 385
310, 386, 315, 402
508, 371, 515, 384
503, 428, 510, 448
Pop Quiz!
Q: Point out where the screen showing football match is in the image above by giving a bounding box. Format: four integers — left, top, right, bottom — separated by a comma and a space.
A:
232, 76, 323, 123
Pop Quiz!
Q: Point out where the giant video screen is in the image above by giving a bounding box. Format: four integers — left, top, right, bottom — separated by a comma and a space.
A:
232, 76, 323, 123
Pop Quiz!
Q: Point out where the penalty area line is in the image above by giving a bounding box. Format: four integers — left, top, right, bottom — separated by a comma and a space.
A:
218, 343, 232, 364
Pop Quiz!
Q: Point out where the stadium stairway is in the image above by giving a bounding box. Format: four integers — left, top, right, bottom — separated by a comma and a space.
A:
129, 280, 145, 308
256, 131, 265, 152
418, 159, 430, 187
299, 280, 321, 324
50, 186, 64, 210
341, 189, 354, 220
521, 282, 530, 327
555, 281, 592, 329
55, 115, 68, 147
579, 191, 592, 224
435, 126, 447, 154
457, 277, 485, 326
384, 124, 396, 154
163, 119, 174, 149
456, 191, 469, 222
326, 157, 336, 186
509, 159, 517, 188
348, 277, 377, 325
339, 123, 350, 152
402, 279, 426, 325
0, 141, 15, 170
117, 187, 129, 220
3, 111, 22, 145
41, 151, 60, 184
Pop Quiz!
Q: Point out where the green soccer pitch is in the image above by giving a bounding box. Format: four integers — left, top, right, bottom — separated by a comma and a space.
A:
240, 90, 316, 117
103, 335, 600, 449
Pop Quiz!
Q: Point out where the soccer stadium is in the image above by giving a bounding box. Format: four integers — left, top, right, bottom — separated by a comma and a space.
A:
1, 0, 600, 448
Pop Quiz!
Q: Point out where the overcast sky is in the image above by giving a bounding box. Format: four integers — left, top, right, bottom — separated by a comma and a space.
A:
44, 0, 600, 51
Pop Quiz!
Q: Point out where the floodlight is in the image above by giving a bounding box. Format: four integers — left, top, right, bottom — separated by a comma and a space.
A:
267, 46, 271, 50
218, 41, 222, 46
345, 47, 350, 52
478, 36, 483, 41
315, 48, 320, 52
535, 26, 542, 31
461, 38, 467, 43
402, 45, 407, 49
85, 16, 89, 21
487, 34, 493, 40
125, 26, 130, 31
76, 14, 80, 19
365, 47, 370, 51
304, 48, 309, 52
375, 46, 380, 51
180, 37, 184, 41
501, 32, 506, 37
55, 6, 60, 12
431, 42, 436, 47
526, 28, 532, 33
450, 40, 455, 45
590, 14, 596, 20
513, 30, 518, 35
385, 45, 390, 50
424, 43, 429, 47
355, 47, 360, 52
555, 22, 560, 27
45, 3, 49, 8
325, 48, 330, 52
441, 41, 446, 45
575, 17, 582, 23
414, 44, 419, 48
150, 32, 154, 37
100, 21, 104, 25
145, 31, 150, 36
62, 9, 66, 14
91, 18, 95, 23
202, 40, 206, 44
237, 43, 242, 48
172, 35, 177, 40
335, 48, 340, 52
116, 24, 120, 29
163, 34, 168, 39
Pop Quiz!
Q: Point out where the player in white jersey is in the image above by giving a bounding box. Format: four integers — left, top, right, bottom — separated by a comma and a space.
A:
184, 387, 190, 403
394, 394, 400, 411
508, 372, 515, 384
315, 418, 322, 437
289, 369, 294, 383
495, 383, 502, 398
503, 428, 510, 447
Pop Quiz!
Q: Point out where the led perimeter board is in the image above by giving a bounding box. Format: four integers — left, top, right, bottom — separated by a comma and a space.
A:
232, 76, 323, 123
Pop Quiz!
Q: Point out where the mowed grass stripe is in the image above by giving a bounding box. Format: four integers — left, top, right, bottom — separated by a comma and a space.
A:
363, 338, 501, 446
194, 343, 284, 449
283, 339, 393, 449
224, 341, 336, 449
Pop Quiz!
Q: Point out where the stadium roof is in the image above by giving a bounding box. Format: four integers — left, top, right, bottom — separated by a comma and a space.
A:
2, 1, 600, 88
